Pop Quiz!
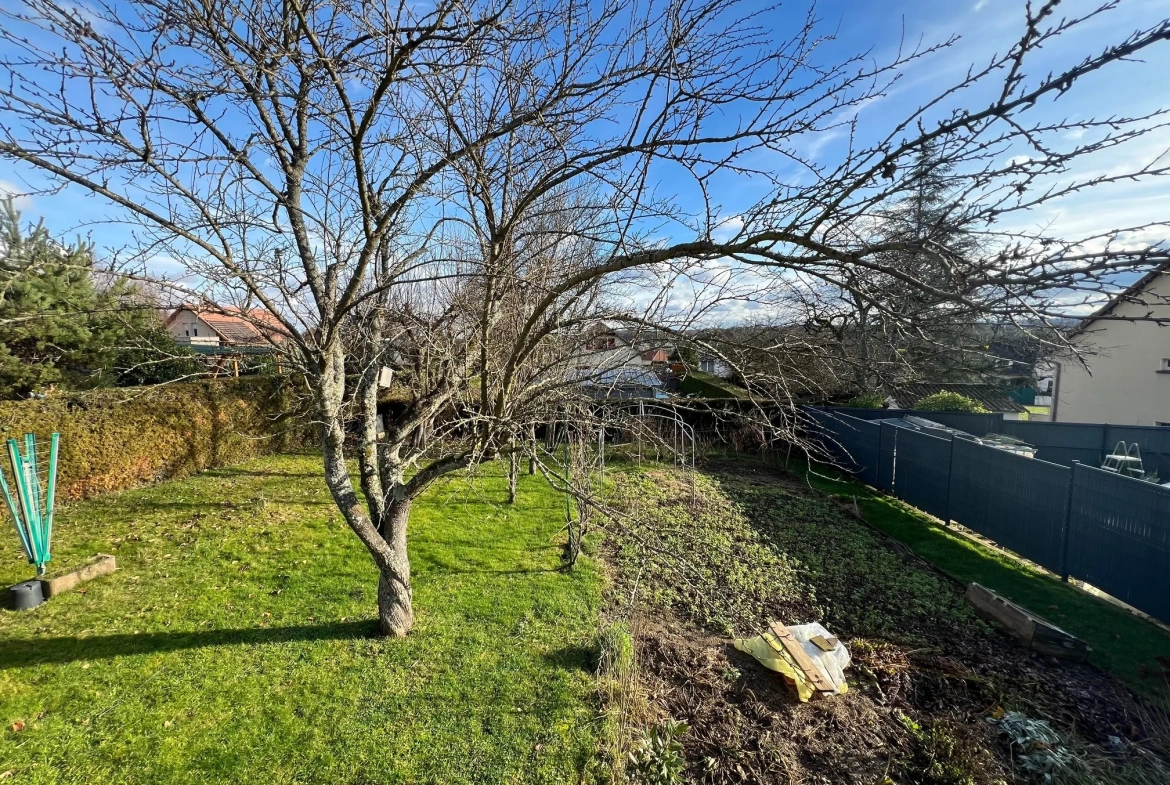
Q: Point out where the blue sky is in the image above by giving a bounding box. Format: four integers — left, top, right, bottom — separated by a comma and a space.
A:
2, 0, 1168, 282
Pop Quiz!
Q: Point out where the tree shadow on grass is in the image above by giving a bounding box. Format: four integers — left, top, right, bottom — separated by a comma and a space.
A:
0, 620, 380, 669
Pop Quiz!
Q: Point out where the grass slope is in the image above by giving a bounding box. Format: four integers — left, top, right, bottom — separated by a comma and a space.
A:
801, 462, 1170, 693
0, 454, 602, 784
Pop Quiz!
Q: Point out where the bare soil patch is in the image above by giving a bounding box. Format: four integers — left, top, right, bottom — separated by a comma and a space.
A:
604, 459, 1168, 784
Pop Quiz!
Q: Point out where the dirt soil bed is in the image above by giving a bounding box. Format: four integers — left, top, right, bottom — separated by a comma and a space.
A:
603, 459, 1168, 784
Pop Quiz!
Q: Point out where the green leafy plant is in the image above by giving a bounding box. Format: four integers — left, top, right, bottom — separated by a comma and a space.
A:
988, 711, 1073, 783
845, 392, 886, 408
914, 391, 989, 413
628, 719, 688, 785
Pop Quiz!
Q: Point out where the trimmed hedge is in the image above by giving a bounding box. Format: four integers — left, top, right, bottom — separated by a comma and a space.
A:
0, 378, 312, 500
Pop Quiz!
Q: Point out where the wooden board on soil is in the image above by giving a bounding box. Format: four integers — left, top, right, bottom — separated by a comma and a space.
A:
767, 621, 837, 693
965, 582, 1090, 661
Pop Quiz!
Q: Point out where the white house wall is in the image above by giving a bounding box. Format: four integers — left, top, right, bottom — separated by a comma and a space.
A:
1056, 273, 1170, 426
167, 309, 221, 346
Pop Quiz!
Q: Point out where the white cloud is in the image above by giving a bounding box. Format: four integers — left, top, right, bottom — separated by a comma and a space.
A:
711, 215, 744, 242
0, 180, 34, 210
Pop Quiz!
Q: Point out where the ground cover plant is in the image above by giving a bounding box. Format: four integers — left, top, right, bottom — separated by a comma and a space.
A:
0, 454, 603, 784
603, 457, 1170, 785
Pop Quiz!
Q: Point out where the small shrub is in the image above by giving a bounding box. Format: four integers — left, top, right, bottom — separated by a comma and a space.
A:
914, 391, 989, 413
628, 719, 688, 785
845, 392, 886, 408
988, 711, 1074, 783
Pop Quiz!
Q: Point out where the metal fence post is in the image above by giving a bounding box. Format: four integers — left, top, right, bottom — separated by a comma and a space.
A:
943, 436, 955, 526
1060, 461, 1078, 583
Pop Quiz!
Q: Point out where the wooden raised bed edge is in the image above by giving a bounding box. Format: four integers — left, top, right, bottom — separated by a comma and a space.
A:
39, 554, 117, 598
965, 582, 1090, 662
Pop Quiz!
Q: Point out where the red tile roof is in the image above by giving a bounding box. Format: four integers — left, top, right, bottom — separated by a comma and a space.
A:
167, 306, 286, 346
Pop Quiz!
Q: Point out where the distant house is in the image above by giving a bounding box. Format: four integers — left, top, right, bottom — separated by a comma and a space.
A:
1053, 265, 1170, 426
886, 383, 1029, 420
698, 356, 732, 378
642, 348, 670, 364
575, 324, 673, 370
576, 367, 667, 400
570, 323, 673, 399
165, 306, 285, 350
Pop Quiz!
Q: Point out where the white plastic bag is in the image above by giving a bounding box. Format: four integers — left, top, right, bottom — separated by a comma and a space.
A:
787, 622, 851, 694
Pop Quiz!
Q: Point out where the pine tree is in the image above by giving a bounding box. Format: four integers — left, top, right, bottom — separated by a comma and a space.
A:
0, 198, 182, 397
839, 142, 984, 393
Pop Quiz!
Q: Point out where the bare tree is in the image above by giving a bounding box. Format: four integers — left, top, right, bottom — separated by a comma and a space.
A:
2, 0, 1169, 635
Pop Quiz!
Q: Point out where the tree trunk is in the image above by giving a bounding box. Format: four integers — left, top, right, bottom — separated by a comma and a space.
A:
317, 341, 414, 637
377, 499, 414, 636
508, 449, 518, 504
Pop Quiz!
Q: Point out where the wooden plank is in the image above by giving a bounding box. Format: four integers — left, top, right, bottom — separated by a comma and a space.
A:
965, 583, 1089, 661
965, 583, 1036, 643
1031, 622, 1091, 662
39, 554, 116, 598
767, 621, 836, 692
809, 635, 835, 652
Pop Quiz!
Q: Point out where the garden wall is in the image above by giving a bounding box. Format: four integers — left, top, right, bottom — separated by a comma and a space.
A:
0, 378, 312, 500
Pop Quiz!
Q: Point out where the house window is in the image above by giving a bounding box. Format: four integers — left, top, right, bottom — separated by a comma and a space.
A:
185, 329, 190, 336
194, 328, 198, 336
1161, 358, 1170, 372
1157, 422, 1170, 427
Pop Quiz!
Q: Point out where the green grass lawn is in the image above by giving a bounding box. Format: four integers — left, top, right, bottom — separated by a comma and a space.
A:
676, 371, 748, 399
799, 461, 1170, 694
0, 454, 603, 784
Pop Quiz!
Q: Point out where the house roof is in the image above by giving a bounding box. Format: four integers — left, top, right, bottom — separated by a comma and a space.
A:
574, 367, 663, 388
892, 383, 1028, 413
1070, 263, 1170, 338
167, 306, 286, 345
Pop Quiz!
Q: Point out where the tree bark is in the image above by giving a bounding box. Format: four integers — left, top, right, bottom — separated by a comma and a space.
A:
377, 500, 414, 637
508, 447, 518, 504
317, 341, 415, 637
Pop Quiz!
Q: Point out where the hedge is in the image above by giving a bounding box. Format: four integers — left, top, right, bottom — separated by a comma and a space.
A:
0, 378, 313, 500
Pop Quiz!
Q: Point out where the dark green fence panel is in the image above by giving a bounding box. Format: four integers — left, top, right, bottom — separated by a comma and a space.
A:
1067, 464, 1170, 625
878, 422, 897, 492
835, 416, 881, 487
948, 438, 1070, 574
892, 428, 953, 520
809, 411, 882, 487
1000, 421, 1105, 467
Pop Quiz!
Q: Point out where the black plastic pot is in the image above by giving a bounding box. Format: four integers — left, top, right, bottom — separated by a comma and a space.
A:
6, 580, 44, 611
